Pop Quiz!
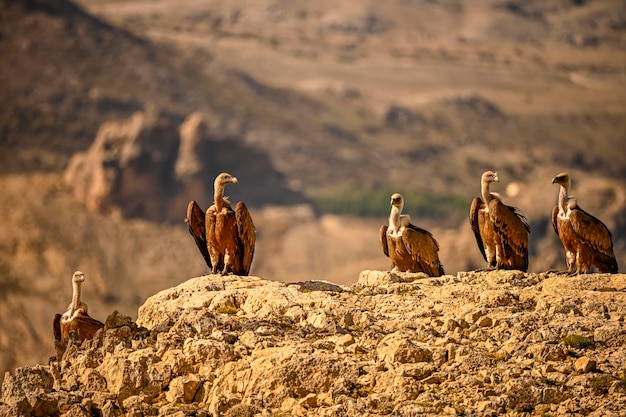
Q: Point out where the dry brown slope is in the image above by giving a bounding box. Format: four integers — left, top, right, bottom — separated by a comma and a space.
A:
0, 0, 369, 184
74, 0, 626, 196
4, 0, 626, 199
0, 173, 208, 384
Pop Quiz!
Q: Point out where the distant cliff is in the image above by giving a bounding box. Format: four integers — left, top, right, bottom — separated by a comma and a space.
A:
2, 271, 625, 416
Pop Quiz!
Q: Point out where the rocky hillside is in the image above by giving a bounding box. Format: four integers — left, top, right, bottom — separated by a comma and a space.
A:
2, 0, 626, 398
2, 271, 625, 416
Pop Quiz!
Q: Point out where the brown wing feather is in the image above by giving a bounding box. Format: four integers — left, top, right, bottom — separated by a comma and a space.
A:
551, 206, 560, 236
186, 200, 212, 269
506, 204, 531, 234
569, 207, 618, 272
206, 206, 223, 273
59, 313, 104, 340
74, 314, 104, 340
402, 225, 445, 277
569, 207, 614, 256
235, 201, 256, 275
64, 313, 104, 341
470, 197, 488, 262
379, 225, 390, 258
53, 313, 62, 341
488, 199, 529, 271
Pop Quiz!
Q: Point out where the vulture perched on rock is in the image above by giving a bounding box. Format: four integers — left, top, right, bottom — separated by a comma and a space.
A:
186, 172, 256, 275
53, 271, 104, 341
470, 171, 530, 271
551, 172, 618, 274
379, 193, 445, 277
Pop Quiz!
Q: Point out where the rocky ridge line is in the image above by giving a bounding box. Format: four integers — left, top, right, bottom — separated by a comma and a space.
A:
1, 271, 625, 416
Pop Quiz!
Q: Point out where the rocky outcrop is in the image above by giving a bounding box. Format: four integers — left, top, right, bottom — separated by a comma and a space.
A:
64, 111, 181, 221
64, 111, 308, 222
2, 271, 625, 416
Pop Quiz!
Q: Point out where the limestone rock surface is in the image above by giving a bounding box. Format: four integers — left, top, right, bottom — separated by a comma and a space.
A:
2, 271, 625, 416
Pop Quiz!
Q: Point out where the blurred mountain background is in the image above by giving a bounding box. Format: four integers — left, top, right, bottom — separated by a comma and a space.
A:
1, 0, 625, 381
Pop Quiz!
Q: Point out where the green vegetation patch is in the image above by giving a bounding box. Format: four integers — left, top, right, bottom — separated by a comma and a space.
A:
309, 186, 467, 222
561, 334, 594, 349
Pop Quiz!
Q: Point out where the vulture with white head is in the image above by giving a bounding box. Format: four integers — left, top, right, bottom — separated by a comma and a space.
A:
53, 271, 104, 341
470, 171, 530, 271
551, 172, 618, 274
379, 193, 445, 276
186, 172, 256, 275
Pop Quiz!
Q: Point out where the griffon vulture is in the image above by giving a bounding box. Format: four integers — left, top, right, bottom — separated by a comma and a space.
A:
186, 172, 256, 275
53, 271, 104, 341
470, 171, 530, 271
379, 193, 445, 277
551, 172, 618, 274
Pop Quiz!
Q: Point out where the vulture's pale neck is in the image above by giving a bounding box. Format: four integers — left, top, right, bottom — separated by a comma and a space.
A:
71, 279, 83, 315
481, 179, 494, 203
389, 204, 403, 229
558, 180, 571, 214
213, 180, 227, 211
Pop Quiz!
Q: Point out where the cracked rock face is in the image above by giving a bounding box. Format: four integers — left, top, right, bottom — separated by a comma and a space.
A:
2, 271, 626, 416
